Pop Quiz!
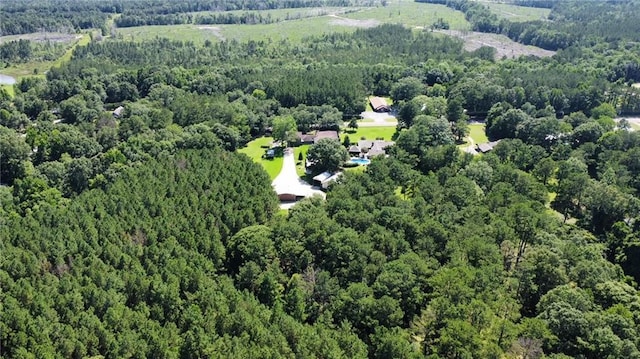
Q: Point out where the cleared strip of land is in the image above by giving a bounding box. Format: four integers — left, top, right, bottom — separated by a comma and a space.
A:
435, 29, 555, 59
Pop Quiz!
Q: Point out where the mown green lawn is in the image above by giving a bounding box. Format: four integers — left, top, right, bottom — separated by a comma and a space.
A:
341, 126, 397, 142
469, 123, 488, 144
293, 144, 310, 177
238, 137, 283, 180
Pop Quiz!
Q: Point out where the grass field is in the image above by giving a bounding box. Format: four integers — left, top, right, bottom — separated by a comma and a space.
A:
238, 137, 283, 180
190, 7, 358, 22
116, 0, 470, 44
469, 123, 488, 144
341, 126, 397, 142
457, 123, 488, 148
117, 15, 361, 44
343, 1, 470, 30
483, 3, 551, 22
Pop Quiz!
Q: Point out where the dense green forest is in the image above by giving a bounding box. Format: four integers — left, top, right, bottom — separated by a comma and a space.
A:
3, 0, 640, 358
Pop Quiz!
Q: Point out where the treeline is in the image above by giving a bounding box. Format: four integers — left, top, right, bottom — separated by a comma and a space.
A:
1, 0, 379, 35
0, 38, 67, 65
0, 0, 115, 36
115, 11, 279, 28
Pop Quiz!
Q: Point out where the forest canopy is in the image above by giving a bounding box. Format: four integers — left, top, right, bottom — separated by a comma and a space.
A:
3, 0, 640, 358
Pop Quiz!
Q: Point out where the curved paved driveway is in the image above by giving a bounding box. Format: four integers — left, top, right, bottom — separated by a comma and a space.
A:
272, 148, 325, 208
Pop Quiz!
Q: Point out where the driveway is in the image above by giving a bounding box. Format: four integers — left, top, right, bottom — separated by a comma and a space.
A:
359, 111, 397, 127
272, 148, 325, 208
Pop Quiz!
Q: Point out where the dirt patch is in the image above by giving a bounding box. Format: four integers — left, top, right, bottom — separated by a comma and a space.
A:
615, 117, 640, 131
0, 32, 80, 44
434, 29, 556, 60
328, 14, 380, 28
197, 26, 225, 41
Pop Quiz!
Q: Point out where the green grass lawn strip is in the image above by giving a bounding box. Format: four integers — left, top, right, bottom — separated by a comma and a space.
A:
341, 126, 396, 142
238, 137, 283, 180
469, 123, 488, 144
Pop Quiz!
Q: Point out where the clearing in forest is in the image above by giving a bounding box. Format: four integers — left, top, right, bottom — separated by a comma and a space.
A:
0, 33, 89, 79
342, 1, 470, 30
435, 30, 555, 59
116, 0, 471, 44
483, 2, 551, 22
238, 137, 283, 180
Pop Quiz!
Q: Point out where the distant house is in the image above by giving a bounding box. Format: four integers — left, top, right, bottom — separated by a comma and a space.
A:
476, 140, 500, 154
370, 97, 391, 112
112, 106, 125, 118
314, 130, 339, 143
296, 132, 316, 144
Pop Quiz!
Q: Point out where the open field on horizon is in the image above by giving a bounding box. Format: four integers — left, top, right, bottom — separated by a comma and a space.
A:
0, 32, 80, 44
116, 1, 471, 44
483, 2, 551, 22
114, 3, 553, 60
343, 1, 470, 30
188, 6, 360, 22
117, 15, 363, 44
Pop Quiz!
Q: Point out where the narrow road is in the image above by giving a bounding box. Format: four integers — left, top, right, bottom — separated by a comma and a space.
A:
462, 135, 478, 155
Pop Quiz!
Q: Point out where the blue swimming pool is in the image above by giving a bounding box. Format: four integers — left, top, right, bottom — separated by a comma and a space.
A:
349, 157, 371, 165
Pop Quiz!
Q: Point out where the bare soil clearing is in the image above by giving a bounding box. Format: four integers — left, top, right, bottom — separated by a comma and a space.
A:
435, 29, 556, 59
0, 32, 80, 44
197, 26, 225, 41
328, 14, 380, 28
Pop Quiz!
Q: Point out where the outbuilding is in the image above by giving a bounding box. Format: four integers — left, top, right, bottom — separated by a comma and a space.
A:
112, 106, 125, 118
369, 97, 390, 112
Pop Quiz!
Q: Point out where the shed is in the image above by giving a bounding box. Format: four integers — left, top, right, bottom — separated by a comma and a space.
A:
348, 145, 361, 155
476, 140, 500, 153
370, 97, 390, 112
313, 171, 333, 187
297, 132, 316, 144
112, 106, 125, 118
